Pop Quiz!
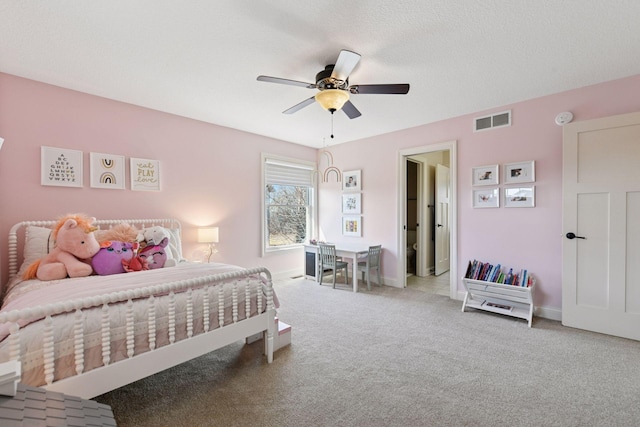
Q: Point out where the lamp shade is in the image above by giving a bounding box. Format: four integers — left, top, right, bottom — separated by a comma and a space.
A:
197, 227, 219, 243
315, 89, 349, 112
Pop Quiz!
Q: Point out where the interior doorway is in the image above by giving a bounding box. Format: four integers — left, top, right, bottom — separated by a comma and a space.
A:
406, 152, 450, 278
398, 141, 457, 299
406, 159, 420, 276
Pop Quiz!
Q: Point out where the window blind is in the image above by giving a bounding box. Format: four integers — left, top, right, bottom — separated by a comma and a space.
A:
264, 159, 314, 187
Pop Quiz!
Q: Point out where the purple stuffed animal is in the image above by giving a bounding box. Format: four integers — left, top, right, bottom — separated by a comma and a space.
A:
92, 241, 135, 275
139, 237, 169, 269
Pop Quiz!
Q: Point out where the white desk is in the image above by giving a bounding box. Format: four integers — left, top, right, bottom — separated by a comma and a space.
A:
304, 244, 377, 292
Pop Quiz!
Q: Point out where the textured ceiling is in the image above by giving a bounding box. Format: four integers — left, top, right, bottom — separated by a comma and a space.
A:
2, 1, 640, 148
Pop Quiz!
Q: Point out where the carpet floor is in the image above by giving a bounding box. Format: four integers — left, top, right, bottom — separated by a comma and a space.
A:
95, 278, 640, 426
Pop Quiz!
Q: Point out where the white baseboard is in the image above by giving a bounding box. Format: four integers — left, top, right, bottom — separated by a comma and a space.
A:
535, 305, 562, 321
381, 276, 399, 288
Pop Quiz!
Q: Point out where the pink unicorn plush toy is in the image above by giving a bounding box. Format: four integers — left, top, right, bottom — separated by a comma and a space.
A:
23, 214, 101, 281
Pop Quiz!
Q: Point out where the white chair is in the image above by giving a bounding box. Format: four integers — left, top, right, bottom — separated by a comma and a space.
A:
318, 243, 349, 288
357, 245, 382, 290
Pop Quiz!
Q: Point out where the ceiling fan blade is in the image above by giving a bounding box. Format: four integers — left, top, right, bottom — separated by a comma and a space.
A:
283, 97, 316, 114
349, 84, 410, 94
331, 50, 361, 82
341, 100, 362, 119
257, 75, 316, 89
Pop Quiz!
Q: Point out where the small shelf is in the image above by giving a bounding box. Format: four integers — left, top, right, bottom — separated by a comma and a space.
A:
461, 278, 535, 327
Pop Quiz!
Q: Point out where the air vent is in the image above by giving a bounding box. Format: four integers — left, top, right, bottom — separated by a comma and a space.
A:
474, 110, 511, 132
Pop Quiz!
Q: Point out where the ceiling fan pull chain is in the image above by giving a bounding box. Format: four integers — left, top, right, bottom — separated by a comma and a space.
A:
330, 111, 335, 139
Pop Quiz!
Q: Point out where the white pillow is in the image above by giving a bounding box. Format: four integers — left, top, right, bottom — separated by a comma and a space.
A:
16, 226, 55, 278
165, 227, 184, 262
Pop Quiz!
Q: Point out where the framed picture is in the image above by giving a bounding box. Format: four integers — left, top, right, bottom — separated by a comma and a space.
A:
504, 186, 535, 208
343, 170, 361, 192
90, 152, 125, 189
342, 193, 362, 214
504, 161, 535, 184
342, 215, 362, 237
472, 187, 499, 208
41, 146, 83, 187
131, 158, 161, 191
472, 164, 499, 186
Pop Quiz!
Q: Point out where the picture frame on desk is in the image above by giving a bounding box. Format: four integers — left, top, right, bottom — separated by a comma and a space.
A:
343, 170, 361, 192
342, 215, 362, 237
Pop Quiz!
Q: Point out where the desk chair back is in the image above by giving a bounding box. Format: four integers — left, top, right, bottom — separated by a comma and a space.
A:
318, 243, 349, 288
358, 245, 382, 290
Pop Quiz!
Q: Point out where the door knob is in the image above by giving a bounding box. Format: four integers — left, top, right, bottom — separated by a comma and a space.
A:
437, 224, 443, 228
566, 232, 586, 240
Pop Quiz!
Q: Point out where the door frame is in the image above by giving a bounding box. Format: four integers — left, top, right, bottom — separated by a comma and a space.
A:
397, 140, 458, 298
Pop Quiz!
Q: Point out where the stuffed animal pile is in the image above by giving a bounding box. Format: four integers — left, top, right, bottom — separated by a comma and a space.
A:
24, 215, 178, 281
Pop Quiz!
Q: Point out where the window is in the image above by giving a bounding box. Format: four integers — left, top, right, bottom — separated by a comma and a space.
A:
262, 155, 315, 254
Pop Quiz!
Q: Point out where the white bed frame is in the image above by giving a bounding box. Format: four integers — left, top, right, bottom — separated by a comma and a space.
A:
1, 219, 276, 399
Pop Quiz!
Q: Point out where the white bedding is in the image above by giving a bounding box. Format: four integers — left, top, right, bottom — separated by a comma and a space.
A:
0, 262, 276, 387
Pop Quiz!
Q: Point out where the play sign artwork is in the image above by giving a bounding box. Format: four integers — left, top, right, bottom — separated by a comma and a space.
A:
131, 158, 160, 191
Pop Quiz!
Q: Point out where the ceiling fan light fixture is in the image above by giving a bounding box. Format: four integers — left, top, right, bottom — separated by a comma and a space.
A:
315, 89, 349, 112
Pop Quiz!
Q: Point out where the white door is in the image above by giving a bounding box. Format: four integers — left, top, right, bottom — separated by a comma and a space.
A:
562, 111, 640, 340
435, 164, 450, 275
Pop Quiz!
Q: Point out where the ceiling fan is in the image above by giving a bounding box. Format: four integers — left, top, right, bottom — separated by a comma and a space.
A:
257, 49, 410, 119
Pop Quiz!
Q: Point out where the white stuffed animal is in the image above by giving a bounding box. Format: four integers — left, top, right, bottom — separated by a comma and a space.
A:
137, 226, 177, 267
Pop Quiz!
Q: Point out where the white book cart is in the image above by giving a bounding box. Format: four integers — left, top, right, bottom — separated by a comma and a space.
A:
461, 278, 535, 327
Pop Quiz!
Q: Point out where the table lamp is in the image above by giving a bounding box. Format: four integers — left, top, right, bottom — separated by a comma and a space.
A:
197, 227, 219, 263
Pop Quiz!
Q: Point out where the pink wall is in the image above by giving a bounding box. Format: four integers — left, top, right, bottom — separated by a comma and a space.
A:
320, 74, 640, 311
0, 73, 316, 287
2, 72, 640, 313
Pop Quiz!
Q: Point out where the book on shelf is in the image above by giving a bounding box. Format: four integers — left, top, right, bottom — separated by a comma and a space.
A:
465, 260, 534, 287
481, 263, 492, 281
504, 268, 513, 285
520, 269, 528, 288
488, 264, 501, 282
465, 260, 473, 278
